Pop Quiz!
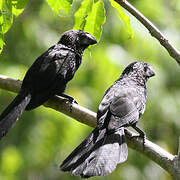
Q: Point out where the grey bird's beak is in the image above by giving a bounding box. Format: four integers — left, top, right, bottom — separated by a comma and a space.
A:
81, 32, 97, 46
146, 66, 155, 77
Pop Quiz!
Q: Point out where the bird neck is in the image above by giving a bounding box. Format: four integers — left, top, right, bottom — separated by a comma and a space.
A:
121, 74, 147, 88
60, 44, 83, 57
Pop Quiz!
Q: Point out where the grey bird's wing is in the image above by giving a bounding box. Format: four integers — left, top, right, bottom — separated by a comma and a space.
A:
97, 84, 140, 130
60, 127, 128, 178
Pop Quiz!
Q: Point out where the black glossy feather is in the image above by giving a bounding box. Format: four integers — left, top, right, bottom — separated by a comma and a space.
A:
0, 30, 97, 139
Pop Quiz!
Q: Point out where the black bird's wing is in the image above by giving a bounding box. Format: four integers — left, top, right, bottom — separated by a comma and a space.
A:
0, 45, 77, 138
22, 45, 77, 110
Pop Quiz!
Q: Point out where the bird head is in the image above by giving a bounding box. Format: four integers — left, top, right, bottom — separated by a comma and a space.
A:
58, 30, 97, 51
122, 61, 155, 85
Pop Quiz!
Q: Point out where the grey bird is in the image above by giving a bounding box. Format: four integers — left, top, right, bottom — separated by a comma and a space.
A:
60, 61, 155, 178
0, 30, 97, 139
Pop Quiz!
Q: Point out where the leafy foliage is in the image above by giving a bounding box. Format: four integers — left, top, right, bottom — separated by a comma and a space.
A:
0, 1, 12, 34
73, 0, 133, 42
45, 0, 72, 16
0, 0, 133, 53
12, 0, 28, 17
109, 0, 133, 38
73, 0, 93, 30
0, 0, 27, 54
84, 0, 106, 42
73, 0, 106, 42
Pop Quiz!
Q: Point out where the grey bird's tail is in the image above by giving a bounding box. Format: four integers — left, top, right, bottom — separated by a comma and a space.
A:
60, 127, 128, 178
0, 91, 31, 139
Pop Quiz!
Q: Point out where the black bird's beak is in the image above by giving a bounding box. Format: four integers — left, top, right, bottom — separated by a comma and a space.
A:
146, 66, 155, 77
86, 33, 97, 45
81, 32, 97, 46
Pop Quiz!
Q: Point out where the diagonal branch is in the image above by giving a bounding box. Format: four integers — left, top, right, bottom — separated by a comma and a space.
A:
115, 0, 180, 65
0, 74, 179, 178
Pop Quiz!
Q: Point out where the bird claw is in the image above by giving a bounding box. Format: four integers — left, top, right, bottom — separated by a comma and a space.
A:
131, 134, 146, 150
139, 132, 146, 148
59, 94, 78, 111
69, 98, 78, 105
66, 97, 78, 112
131, 124, 146, 150
63, 95, 78, 104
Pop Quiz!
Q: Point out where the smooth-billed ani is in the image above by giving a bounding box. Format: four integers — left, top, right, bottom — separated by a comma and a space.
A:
60, 61, 155, 178
0, 30, 97, 139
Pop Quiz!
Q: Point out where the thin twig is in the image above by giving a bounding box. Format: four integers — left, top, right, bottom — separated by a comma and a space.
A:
0, 74, 179, 178
115, 0, 180, 65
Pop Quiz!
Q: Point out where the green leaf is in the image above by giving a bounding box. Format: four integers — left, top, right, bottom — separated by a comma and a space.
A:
109, 0, 133, 38
46, 0, 72, 16
0, 0, 13, 34
84, 0, 106, 42
73, 0, 94, 30
0, 33, 4, 54
0, 0, 26, 54
12, 0, 28, 17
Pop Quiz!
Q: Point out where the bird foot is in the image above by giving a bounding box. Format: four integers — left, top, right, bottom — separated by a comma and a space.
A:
131, 134, 146, 150
58, 93, 78, 112
68, 97, 78, 105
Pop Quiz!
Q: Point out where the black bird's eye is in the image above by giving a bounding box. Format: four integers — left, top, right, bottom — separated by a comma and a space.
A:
144, 66, 148, 72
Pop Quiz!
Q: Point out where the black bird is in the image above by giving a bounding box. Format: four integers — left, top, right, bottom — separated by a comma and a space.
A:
60, 61, 155, 178
0, 30, 97, 139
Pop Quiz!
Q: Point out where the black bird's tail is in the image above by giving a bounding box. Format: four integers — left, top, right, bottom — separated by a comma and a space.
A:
0, 91, 31, 139
60, 127, 128, 178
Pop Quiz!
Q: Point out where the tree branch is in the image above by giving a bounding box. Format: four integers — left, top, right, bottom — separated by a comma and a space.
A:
0, 74, 179, 178
115, 0, 180, 65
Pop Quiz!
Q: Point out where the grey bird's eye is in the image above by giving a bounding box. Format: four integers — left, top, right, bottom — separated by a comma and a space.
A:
144, 66, 148, 72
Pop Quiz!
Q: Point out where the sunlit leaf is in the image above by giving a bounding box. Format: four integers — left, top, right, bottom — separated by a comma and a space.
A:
0, 0, 12, 54
109, 0, 133, 38
0, 0, 13, 34
73, 0, 94, 30
84, 0, 106, 42
12, 0, 28, 17
46, 0, 72, 16
0, 0, 27, 53
0, 33, 3, 54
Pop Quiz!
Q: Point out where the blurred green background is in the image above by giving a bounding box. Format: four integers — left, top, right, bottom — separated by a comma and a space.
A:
0, 0, 180, 179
